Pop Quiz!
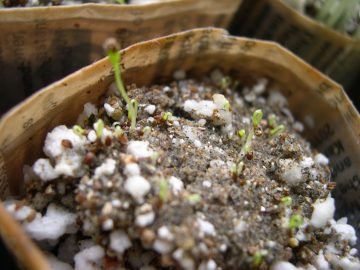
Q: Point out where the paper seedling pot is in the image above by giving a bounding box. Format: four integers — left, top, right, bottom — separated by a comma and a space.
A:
0, 28, 359, 269
230, 0, 360, 91
0, 0, 242, 115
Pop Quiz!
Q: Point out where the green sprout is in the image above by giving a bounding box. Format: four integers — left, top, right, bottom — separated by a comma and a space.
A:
240, 109, 263, 159
220, 76, 232, 89
162, 112, 173, 122
72, 125, 85, 136
114, 125, 124, 137
159, 179, 170, 202
142, 126, 151, 135
280, 196, 292, 206
238, 129, 246, 139
186, 193, 201, 204
268, 114, 277, 128
223, 100, 231, 111
253, 252, 263, 267
104, 38, 138, 130
289, 214, 303, 229
95, 119, 104, 138
270, 124, 286, 137
252, 109, 263, 128
231, 161, 244, 176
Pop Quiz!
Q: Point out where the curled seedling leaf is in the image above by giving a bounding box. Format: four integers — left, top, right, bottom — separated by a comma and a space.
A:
270, 124, 286, 137
223, 99, 231, 111
231, 161, 244, 177
186, 193, 201, 204
142, 126, 151, 136
219, 76, 231, 89
253, 252, 263, 267
252, 109, 263, 128
94, 119, 104, 138
162, 112, 173, 122
268, 114, 277, 128
289, 214, 303, 229
114, 126, 124, 137
72, 125, 85, 136
238, 129, 246, 139
280, 196, 292, 206
159, 179, 170, 202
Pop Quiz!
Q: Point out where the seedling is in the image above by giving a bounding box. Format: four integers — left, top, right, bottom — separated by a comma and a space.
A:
114, 126, 124, 137
238, 129, 246, 139
219, 76, 232, 89
268, 114, 277, 128
104, 38, 138, 130
162, 112, 173, 122
223, 99, 231, 111
73, 125, 85, 136
252, 109, 263, 128
159, 179, 170, 202
231, 161, 244, 176
240, 109, 263, 159
288, 214, 303, 229
253, 252, 263, 267
94, 119, 104, 138
280, 196, 292, 206
142, 126, 151, 135
270, 124, 286, 137
186, 193, 201, 204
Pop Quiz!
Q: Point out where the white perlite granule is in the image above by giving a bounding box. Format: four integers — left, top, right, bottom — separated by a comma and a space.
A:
332, 218, 357, 245
168, 176, 184, 195
124, 175, 151, 201
279, 159, 303, 186
74, 245, 104, 270
145, 104, 156, 115
127, 140, 154, 159
198, 260, 217, 270
24, 204, 77, 241
104, 103, 115, 117
310, 196, 335, 228
94, 158, 116, 178
43, 125, 85, 159
110, 230, 132, 254
270, 261, 298, 270
314, 153, 329, 166
196, 218, 216, 237
32, 158, 59, 181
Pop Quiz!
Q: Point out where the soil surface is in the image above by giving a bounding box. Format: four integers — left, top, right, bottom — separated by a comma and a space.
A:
5, 71, 359, 270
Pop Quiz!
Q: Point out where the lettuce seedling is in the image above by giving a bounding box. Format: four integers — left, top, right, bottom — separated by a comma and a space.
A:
72, 125, 85, 136
240, 109, 263, 159
104, 38, 138, 130
289, 214, 303, 229
270, 124, 286, 137
159, 179, 170, 202
95, 119, 104, 138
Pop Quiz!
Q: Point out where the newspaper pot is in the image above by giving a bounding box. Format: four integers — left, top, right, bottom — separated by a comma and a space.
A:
230, 0, 360, 95
0, 0, 242, 114
0, 28, 359, 269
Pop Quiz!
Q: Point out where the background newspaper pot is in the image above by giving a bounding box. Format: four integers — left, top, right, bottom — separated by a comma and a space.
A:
229, 0, 360, 107
0, 28, 359, 269
0, 0, 242, 115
